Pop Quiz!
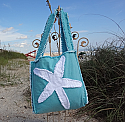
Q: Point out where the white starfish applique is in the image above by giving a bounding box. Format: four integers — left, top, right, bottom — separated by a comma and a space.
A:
33, 55, 82, 109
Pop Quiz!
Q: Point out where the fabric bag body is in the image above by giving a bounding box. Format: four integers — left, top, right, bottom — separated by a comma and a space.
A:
30, 9, 88, 114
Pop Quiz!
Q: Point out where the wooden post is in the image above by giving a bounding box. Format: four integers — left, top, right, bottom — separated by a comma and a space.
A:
57, 6, 61, 55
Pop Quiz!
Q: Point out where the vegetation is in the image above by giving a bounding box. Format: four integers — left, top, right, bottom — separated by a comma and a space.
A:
78, 39, 125, 121
79, 52, 86, 55
1, 14, 125, 121
0, 50, 28, 86
0, 50, 27, 65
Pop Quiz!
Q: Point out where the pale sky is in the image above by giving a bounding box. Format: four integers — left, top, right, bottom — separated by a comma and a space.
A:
0, 0, 125, 53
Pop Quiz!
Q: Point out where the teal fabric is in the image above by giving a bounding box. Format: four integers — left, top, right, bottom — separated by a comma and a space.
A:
60, 10, 74, 51
35, 10, 57, 60
31, 51, 88, 114
30, 8, 88, 114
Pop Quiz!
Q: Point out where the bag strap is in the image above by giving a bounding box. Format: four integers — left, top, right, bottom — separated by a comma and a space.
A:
60, 9, 74, 53
35, 9, 74, 61
35, 11, 57, 60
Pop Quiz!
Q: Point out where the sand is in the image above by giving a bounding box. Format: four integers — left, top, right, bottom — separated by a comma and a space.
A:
0, 59, 100, 122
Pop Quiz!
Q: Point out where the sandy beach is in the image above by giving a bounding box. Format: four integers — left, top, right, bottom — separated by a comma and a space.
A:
0, 59, 100, 122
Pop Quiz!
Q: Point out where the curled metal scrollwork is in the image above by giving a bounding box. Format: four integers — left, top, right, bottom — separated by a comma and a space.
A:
79, 37, 89, 47
32, 30, 89, 59
71, 31, 79, 40
51, 32, 59, 41
77, 37, 89, 57
32, 39, 40, 48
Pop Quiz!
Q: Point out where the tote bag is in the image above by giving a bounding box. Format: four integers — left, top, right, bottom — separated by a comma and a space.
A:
30, 9, 88, 114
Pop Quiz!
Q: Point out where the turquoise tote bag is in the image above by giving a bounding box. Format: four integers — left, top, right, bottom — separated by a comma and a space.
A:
30, 9, 88, 114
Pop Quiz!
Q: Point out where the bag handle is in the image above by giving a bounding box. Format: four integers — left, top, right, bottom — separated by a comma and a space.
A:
35, 9, 74, 61
35, 11, 57, 60
60, 9, 74, 53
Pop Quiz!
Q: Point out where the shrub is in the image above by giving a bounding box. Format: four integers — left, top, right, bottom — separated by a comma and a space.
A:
79, 43, 125, 122
0, 50, 27, 66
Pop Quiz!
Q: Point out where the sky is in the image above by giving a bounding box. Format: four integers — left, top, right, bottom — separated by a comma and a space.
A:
0, 0, 125, 54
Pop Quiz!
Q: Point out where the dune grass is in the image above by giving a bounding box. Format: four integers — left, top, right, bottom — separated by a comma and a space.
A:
0, 50, 27, 66
78, 39, 125, 122
0, 50, 28, 86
